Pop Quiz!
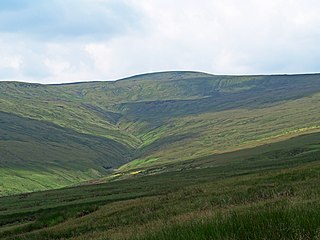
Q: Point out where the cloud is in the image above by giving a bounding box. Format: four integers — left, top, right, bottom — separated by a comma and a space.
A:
1, 0, 320, 83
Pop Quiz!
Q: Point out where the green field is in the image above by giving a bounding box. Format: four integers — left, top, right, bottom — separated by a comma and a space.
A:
1, 71, 320, 195
0, 132, 319, 239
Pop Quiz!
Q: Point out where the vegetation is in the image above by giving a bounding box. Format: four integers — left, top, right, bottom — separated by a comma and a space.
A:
1, 71, 320, 195
0, 132, 319, 239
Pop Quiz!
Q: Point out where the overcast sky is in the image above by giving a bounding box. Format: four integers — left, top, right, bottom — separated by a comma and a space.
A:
1, 0, 320, 83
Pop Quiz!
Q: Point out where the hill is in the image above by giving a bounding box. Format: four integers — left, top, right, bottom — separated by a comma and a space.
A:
0, 71, 320, 195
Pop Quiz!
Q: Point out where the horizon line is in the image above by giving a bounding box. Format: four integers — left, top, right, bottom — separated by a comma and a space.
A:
1, 70, 320, 86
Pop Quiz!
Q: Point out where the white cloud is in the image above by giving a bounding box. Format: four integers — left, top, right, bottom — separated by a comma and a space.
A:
0, 55, 22, 70
1, 0, 320, 83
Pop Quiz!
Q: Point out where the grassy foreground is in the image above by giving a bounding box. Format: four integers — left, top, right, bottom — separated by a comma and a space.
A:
0, 132, 319, 239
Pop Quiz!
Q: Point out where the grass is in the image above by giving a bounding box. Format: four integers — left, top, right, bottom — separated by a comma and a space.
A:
139, 204, 320, 240
0, 132, 319, 239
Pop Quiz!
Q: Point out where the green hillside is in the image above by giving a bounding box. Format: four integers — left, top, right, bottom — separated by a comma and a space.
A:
0, 111, 133, 196
0, 71, 320, 195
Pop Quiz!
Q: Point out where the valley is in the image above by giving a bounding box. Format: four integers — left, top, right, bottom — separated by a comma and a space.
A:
0, 71, 319, 195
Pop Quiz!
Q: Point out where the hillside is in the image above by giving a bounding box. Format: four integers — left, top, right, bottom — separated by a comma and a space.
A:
1, 71, 320, 195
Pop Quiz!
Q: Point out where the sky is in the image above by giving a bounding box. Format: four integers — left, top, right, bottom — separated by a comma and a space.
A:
1, 0, 320, 83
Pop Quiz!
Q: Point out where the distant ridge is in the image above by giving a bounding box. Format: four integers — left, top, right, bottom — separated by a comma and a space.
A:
2, 71, 320, 85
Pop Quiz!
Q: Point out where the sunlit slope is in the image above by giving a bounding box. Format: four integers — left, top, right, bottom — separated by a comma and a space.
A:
120, 92, 320, 170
